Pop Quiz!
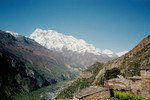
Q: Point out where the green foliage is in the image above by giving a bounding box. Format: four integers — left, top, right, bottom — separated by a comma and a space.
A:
96, 67, 124, 85
21, 77, 37, 91
0, 85, 26, 100
131, 64, 140, 76
104, 68, 121, 80
84, 62, 103, 74
96, 75, 104, 86
30, 63, 76, 82
111, 91, 147, 100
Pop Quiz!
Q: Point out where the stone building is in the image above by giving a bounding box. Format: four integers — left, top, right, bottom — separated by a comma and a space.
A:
104, 67, 150, 99
105, 75, 142, 95
73, 67, 150, 100
126, 76, 141, 95
105, 75, 129, 90
74, 86, 110, 100
140, 67, 150, 99
104, 76, 127, 91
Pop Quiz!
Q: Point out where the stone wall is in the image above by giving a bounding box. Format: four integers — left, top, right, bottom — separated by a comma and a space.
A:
129, 79, 141, 95
141, 69, 150, 99
82, 91, 110, 100
141, 69, 150, 79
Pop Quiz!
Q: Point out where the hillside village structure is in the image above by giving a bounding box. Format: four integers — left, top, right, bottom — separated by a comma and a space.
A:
74, 86, 110, 100
140, 67, 150, 99
74, 67, 150, 99
106, 67, 150, 99
126, 76, 141, 95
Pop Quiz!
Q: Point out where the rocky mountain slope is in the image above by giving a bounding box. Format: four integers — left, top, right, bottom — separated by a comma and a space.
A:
29, 29, 123, 68
56, 62, 104, 99
56, 35, 150, 99
95, 35, 150, 84
0, 30, 76, 99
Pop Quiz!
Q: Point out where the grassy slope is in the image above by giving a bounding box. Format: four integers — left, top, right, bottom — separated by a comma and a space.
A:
55, 62, 103, 99
29, 62, 76, 82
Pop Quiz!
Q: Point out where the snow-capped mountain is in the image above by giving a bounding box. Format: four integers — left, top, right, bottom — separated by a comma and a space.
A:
29, 28, 118, 58
102, 49, 118, 58
117, 51, 128, 57
3, 29, 128, 78
4, 29, 127, 74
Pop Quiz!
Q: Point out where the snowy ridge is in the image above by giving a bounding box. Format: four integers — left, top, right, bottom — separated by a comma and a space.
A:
117, 51, 128, 57
102, 49, 117, 58
29, 29, 119, 58
30, 29, 103, 55
5, 30, 20, 37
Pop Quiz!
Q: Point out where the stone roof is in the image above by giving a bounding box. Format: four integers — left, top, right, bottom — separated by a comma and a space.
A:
126, 76, 141, 80
140, 67, 150, 70
106, 81, 126, 90
107, 81, 126, 85
74, 86, 108, 99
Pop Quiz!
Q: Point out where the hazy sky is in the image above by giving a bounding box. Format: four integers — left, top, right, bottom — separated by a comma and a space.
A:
0, 0, 150, 52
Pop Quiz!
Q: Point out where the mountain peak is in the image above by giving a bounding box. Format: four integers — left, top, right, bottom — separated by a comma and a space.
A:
29, 28, 119, 58
30, 29, 101, 55
34, 28, 47, 33
34, 28, 59, 34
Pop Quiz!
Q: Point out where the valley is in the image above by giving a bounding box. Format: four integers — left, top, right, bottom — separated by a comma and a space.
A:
0, 29, 119, 100
0, 0, 149, 99
0, 30, 149, 100
12, 81, 68, 100
0, 30, 76, 99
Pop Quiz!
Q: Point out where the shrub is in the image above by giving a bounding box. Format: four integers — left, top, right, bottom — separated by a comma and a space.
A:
104, 68, 121, 80
113, 91, 146, 100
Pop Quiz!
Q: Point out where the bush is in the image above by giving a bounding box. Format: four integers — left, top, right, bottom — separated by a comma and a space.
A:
113, 91, 146, 100
104, 68, 121, 80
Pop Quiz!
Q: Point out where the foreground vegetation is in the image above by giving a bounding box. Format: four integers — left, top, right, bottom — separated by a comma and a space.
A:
109, 91, 148, 100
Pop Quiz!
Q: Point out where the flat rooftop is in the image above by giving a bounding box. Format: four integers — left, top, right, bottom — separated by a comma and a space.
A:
74, 86, 108, 99
126, 76, 141, 80
140, 67, 150, 70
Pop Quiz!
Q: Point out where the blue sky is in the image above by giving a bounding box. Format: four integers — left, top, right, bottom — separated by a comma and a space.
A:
0, 0, 150, 52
